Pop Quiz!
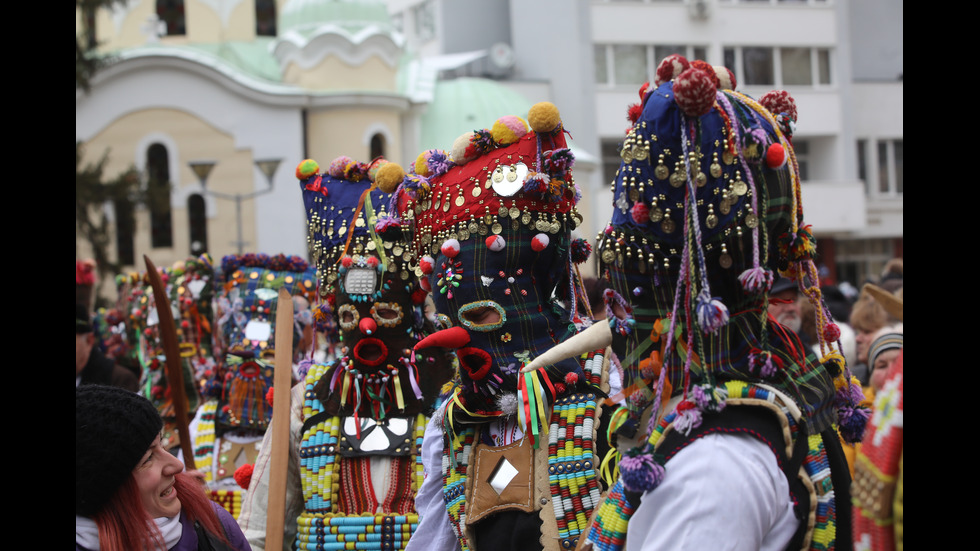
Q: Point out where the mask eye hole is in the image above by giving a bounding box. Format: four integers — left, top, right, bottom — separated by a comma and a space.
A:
371, 302, 403, 328
457, 301, 506, 332
338, 304, 359, 331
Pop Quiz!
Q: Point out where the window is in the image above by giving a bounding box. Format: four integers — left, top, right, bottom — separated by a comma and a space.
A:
595, 44, 708, 86
792, 139, 810, 181
188, 194, 208, 256
600, 139, 625, 191
255, 0, 276, 37
146, 143, 174, 248
857, 138, 902, 196
834, 238, 897, 287
724, 46, 832, 87
157, 0, 186, 36
114, 197, 136, 266
370, 134, 386, 160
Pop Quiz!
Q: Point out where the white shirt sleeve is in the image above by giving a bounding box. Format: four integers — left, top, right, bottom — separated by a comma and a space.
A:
626, 432, 798, 551
236, 383, 306, 551
406, 404, 462, 551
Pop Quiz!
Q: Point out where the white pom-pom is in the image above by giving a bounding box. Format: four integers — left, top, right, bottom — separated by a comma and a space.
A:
531, 233, 550, 252
441, 239, 461, 258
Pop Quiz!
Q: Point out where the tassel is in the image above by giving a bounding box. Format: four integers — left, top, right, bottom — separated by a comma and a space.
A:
738, 267, 773, 293
749, 349, 777, 378
392, 371, 405, 411
672, 399, 702, 436
695, 290, 729, 333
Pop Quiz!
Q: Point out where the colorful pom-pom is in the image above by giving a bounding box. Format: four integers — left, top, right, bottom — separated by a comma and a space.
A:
296, 159, 319, 180
367, 158, 388, 182
738, 267, 774, 293
570, 238, 592, 264
441, 239, 461, 259
522, 172, 550, 196
823, 323, 841, 343
714, 66, 736, 90
419, 255, 435, 275
766, 143, 788, 169
690, 60, 720, 89
673, 67, 717, 117
531, 233, 550, 252
759, 90, 798, 123
234, 464, 254, 490
485, 235, 506, 252
655, 54, 690, 87
491, 116, 528, 146
619, 448, 665, 493
328, 156, 354, 178
375, 163, 405, 194
695, 290, 729, 333
631, 202, 650, 224
528, 102, 562, 134
672, 399, 703, 436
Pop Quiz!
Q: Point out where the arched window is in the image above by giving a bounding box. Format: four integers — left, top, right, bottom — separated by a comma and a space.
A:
157, 0, 186, 36
114, 197, 136, 266
370, 133, 385, 160
188, 194, 208, 256
146, 143, 174, 248
255, 0, 277, 37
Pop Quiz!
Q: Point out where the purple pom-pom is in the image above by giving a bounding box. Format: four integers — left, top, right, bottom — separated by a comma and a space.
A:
297, 358, 313, 380
738, 267, 774, 293
837, 404, 870, 444
523, 172, 551, 195
619, 449, 665, 493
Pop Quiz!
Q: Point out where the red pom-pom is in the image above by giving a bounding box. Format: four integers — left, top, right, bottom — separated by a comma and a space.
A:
766, 143, 788, 169
234, 464, 254, 490
673, 67, 717, 117
419, 255, 435, 275
631, 202, 650, 224
656, 55, 690, 87
553, 382, 566, 395
759, 90, 798, 123
411, 288, 428, 305
689, 60, 720, 89
419, 277, 432, 292
823, 323, 841, 342
441, 239, 461, 259
341, 256, 353, 268
627, 103, 643, 124
325, 294, 336, 309
365, 256, 379, 268
564, 372, 579, 385
265, 387, 274, 407
531, 233, 550, 252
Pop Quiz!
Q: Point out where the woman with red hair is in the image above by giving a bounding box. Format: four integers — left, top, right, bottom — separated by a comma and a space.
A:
76, 385, 250, 550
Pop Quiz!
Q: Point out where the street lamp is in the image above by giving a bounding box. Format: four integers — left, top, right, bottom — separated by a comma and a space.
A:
189, 158, 282, 255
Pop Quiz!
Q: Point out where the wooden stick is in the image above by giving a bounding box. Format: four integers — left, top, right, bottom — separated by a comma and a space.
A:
143, 255, 196, 470
265, 288, 294, 551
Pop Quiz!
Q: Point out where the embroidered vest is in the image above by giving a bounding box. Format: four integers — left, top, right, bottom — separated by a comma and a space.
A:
442, 350, 608, 551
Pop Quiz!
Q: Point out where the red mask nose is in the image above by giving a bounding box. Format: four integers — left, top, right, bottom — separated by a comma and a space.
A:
359, 317, 377, 336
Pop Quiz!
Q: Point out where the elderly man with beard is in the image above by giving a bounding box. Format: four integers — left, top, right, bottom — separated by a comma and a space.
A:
236, 157, 453, 550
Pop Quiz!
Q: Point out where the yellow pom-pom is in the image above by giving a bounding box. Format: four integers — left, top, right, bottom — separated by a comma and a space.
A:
491, 116, 528, 146
528, 102, 561, 134
375, 163, 406, 194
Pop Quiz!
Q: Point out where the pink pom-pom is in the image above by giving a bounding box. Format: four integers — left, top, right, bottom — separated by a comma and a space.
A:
655, 55, 690, 87
631, 202, 650, 224
491, 115, 528, 146
766, 143, 788, 169
234, 464, 254, 490
823, 323, 841, 342
485, 235, 506, 252
328, 156, 354, 178
759, 90, 798, 123
419, 256, 435, 275
441, 239, 461, 258
531, 233, 550, 252
673, 67, 717, 117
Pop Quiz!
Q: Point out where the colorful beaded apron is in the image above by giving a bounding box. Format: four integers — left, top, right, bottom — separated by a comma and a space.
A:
296, 362, 427, 550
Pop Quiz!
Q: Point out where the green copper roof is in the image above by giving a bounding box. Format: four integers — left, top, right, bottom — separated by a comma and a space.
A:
419, 78, 534, 152
183, 39, 282, 83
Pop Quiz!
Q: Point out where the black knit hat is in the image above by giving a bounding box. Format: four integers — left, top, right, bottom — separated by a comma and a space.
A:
75, 385, 163, 516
